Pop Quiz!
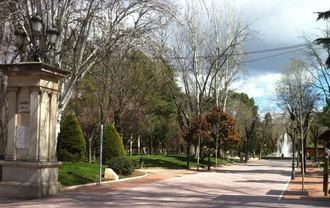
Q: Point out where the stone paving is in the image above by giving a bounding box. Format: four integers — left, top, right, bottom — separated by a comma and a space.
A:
0, 160, 329, 207
284, 162, 330, 200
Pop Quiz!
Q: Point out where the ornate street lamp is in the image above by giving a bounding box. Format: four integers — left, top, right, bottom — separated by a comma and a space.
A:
30, 13, 43, 61
291, 120, 297, 179
14, 13, 59, 63
14, 30, 26, 49
31, 14, 43, 33
0, 12, 67, 199
47, 26, 59, 46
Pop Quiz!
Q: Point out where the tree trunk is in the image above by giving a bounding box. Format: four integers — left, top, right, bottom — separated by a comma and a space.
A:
245, 137, 249, 163
186, 138, 191, 169
297, 143, 300, 168
215, 130, 219, 166
303, 137, 307, 173
130, 140, 133, 156
259, 130, 266, 160
114, 110, 121, 132
149, 137, 153, 155
138, 135, 141, 155
88, 136, 92, 163
300, 138, 304, 173
208, 148, 211, 171
0, 73, 7, 157
316, 137, 319, 164
224, 143, 228, 159
176, 136, 180, 154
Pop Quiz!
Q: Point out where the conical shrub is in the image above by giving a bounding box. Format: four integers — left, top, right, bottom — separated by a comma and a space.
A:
102, 124, 126, 162
57, 113, 86, 161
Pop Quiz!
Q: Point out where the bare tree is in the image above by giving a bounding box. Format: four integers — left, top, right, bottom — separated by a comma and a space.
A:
276, 59, 319, 173
201, 1, 246, 164
164, 0, 247, 168
202, 1, 246, 111
0, 0, 174, 151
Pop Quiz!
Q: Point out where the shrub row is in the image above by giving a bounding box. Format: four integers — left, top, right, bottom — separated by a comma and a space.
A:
108, 156, 135, 176
57, 113, 134, 176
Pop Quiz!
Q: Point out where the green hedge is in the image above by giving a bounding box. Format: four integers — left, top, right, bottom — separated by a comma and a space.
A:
108, 156, 134, 176
57, 113, 86, 161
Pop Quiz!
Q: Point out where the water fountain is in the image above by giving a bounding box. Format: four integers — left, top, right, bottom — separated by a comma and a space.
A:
276, 133, 291, 157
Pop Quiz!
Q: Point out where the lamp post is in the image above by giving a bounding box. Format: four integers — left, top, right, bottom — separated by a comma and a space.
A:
324, 147, 329, 196
14, 13, 59, 63
291, 120, 297, 180
31, 14, 43, 32
30, 13, 43, 61
14, 30, 26, 50
0, 13, 66, 198
197, 129, 201, 171
47, 27, 60, 45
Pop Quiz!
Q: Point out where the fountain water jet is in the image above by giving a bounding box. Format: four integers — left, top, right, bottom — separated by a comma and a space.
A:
277, 133, 291, 157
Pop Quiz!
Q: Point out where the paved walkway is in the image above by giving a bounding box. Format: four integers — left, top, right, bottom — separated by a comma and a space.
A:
1, 160, 329, 207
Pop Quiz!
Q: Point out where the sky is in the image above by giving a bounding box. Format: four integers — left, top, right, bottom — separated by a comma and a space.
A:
230, 0, 330, 114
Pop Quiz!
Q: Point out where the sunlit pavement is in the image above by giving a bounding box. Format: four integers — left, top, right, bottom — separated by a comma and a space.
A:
1, 160, 329, 208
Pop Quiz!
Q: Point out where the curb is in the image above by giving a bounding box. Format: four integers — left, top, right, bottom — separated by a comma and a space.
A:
61, 172, 148, 191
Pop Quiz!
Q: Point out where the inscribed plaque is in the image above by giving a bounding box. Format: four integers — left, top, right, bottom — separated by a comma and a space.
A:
16, 126, 30, 148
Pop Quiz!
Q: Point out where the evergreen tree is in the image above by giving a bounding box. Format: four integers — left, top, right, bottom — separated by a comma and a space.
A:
320, 104, 330, 128
57, 113, 86, 161
315, 10, 330, 66
102, 124, 126, 162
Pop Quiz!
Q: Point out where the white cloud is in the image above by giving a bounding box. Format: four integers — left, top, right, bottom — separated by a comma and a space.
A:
236, 0, 328, 43
231, 72, 282, 113
232, 73, 282, 98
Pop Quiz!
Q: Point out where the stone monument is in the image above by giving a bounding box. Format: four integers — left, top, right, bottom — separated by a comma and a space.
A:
0, 62, 69, 198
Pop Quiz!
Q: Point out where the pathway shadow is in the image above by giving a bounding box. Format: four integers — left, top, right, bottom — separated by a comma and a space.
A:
210, 194, 329, 208
266, 189, 308, 196
236, 180, 288, 184
216, 169, 290, 176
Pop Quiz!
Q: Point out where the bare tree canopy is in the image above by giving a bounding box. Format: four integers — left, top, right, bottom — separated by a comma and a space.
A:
276, 58, 319, 172
0, 0, 175, 155
0, 0, 174, 128
166, 0, 248, 121
276, 59, 318, 122
160, 0, 248, 167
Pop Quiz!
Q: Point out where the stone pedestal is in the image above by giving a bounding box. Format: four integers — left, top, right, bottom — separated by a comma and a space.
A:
0, 63, 69, 198
0, 160, 61, 198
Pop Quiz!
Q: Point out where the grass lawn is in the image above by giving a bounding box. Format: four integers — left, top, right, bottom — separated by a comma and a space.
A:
59, 162, 102, 186
130, 154, 231, 169
59, 155, 231, 186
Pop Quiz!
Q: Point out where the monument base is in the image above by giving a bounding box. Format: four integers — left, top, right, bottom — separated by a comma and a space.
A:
0, 160, 62, 198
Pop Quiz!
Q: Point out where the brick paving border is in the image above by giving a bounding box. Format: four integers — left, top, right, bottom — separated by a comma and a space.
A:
65, 168, 196, 193
284, 162, 330, 202
61, 172, 148, 191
